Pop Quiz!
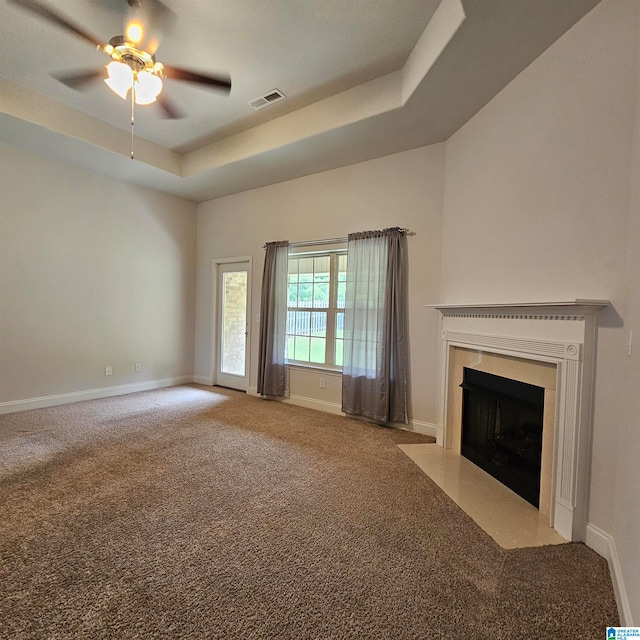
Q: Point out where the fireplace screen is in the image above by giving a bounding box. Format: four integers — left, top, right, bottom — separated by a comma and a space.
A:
460, 368, 544, 508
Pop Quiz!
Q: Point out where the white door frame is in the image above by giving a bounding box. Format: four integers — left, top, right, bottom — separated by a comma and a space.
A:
210, 256, 252, 388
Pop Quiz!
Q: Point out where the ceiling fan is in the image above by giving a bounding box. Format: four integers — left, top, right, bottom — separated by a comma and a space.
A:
7, 0, 232, 156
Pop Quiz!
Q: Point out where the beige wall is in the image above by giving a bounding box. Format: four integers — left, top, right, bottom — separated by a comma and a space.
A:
441, 0, 639, 621
615, 0, 640, 620
195, 144, 445, 427
0, 143, 197, 405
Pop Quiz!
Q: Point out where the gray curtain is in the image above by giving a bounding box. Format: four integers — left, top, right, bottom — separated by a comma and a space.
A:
341, 227, 409, 423
257, 240, 290, 397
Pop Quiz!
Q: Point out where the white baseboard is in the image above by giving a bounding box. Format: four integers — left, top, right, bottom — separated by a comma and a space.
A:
247, 387, 439, 435
585, 523, 633, 626
409, 420, 439, 438
282, 394, 344, 415
193, 375, 213, 386
248, 387, 343, 416
0, 376, 195, 415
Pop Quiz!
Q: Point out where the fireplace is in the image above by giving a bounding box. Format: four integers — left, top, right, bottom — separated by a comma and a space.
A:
430, 300, 608, 541
461, 368, 544, 508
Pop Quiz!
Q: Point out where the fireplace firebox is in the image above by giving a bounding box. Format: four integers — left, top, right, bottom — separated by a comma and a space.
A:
460, 368, 544, 508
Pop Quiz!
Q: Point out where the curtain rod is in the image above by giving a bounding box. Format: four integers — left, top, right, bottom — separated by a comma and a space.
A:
263, 228, 413, 249
290, 236, 347, 248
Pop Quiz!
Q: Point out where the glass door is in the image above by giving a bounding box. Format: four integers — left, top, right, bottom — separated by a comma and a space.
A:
216, 262, 250, 390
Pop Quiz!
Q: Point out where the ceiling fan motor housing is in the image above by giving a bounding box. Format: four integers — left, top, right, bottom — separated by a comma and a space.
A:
106, 35, 161, 76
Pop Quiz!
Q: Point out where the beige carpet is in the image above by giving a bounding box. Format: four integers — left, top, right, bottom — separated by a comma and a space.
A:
0, 385, 619, 639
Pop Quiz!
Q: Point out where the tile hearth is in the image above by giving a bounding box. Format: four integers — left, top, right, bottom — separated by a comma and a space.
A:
399, 442, 567, 549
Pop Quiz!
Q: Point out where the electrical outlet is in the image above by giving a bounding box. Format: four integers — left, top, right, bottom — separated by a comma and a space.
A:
319, 377, 326, 389
105, 365, 113, 376
135, 363, 142, 372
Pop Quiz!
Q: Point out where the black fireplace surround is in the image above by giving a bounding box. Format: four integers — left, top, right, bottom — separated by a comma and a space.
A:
460, 368, 545, 508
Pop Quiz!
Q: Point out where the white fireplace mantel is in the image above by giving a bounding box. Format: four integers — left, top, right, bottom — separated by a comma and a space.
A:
430, 299, 609, 319
429, 300, 609, 542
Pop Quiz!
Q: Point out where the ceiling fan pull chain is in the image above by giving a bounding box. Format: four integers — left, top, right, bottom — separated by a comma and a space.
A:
130, 78, 135, 160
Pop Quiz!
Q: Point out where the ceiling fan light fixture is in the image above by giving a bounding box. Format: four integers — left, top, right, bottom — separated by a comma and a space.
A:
125, 20, 144, 45
135, 70, 162, 105
105, 60, 133, 99
9, 0, 232, 159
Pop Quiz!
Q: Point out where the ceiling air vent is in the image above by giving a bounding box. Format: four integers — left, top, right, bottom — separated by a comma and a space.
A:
249, 89, 286, 111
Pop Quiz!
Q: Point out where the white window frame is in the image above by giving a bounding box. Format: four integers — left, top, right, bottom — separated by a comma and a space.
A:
286, 248, 346, 371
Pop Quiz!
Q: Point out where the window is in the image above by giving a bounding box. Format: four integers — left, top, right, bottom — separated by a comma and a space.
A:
286, 250, 347, 368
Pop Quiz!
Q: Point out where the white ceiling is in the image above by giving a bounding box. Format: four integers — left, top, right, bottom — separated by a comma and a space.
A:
0, 0, 602, 202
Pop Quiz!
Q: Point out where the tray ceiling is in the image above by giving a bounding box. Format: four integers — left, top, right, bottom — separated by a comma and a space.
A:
0, 0, 602, 202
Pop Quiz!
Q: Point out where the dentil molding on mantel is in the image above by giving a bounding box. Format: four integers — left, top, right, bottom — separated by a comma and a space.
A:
426, 300, 610, 320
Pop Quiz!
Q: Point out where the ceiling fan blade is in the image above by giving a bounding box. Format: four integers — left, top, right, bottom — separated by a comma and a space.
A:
53, 68, 105, 90
7, 0, 105, 49
162, 65, 231, 94
156, 93, 185, 119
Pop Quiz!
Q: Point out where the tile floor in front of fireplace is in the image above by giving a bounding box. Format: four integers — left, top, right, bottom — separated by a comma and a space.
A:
398, 443, 567, 549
